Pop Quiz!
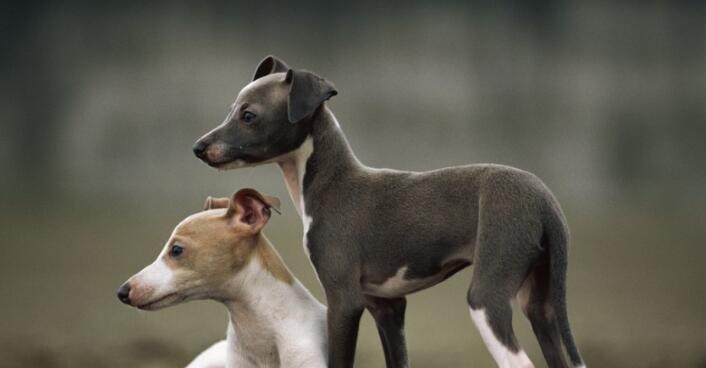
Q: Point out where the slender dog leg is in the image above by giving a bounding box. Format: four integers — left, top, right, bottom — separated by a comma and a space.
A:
468, 298, 533, 368
365, 296, 409, 368
326, 293, 365, 368
467, 238, 537, 367
518, 263, 570, 368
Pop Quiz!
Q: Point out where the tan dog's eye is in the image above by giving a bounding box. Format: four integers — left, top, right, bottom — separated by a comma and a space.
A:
169, 245, 185, 258
242, 111, 257, 124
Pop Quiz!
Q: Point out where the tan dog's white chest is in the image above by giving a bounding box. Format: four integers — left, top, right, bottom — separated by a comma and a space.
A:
223, 258, 327, 368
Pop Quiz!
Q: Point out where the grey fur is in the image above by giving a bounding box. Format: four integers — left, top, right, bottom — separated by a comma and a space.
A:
193, 56, 584, 368
253, 55, 289, 81
285, 69, 337, 123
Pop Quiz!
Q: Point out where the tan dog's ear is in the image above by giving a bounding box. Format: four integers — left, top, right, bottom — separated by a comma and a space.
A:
259, 193, 281, 214
226, 188, 282, 233
203, 196, 230, 211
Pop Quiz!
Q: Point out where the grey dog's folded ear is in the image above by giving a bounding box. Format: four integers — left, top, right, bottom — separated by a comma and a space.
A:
285, 69, 338, 124
253, 55, 290, 81
203, 196, 230, 211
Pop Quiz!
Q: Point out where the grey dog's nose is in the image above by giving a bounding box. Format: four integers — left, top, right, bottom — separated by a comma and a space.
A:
117, 283, 131, 305
193, 141, 208, 159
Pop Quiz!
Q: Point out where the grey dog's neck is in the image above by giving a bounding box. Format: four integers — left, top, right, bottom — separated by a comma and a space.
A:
276, 106, 363, 216
304, 105, 365, 180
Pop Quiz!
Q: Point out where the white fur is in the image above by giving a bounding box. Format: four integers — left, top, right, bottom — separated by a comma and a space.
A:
469, 307, 534, 368
127, 227, 190, 305
277, 135, 314, 216
363, 265, 412, 298
130, 257, 175, 303
278, 137, 324, 289
302, 214, 313, 259
187, 340, 227, 368
276, 135, 318, 267
130, 229, 327, 367
220, 258, 327, 368
363, 249, 474, 298
140, 257, 173, 286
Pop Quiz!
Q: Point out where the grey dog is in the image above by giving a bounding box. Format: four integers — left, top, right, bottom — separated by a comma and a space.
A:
193, 56, 585, 368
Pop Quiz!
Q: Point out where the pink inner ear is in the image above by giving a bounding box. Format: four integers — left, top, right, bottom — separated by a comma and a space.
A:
237, 196, 268, 226
242, 208, 256, 225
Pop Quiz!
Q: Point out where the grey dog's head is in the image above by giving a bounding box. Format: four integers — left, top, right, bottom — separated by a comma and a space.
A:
192, 56, 337, 169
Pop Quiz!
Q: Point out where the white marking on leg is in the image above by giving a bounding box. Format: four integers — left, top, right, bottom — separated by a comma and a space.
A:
469, 307, 534, 368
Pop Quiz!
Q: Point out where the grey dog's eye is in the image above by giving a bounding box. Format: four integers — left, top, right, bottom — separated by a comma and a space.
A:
242, 111, 256, 124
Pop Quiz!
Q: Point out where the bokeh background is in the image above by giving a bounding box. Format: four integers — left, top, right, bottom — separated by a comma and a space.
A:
1, 1, 705, 367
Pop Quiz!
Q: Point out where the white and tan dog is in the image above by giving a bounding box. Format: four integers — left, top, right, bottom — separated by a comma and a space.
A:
117, 188, 327, 368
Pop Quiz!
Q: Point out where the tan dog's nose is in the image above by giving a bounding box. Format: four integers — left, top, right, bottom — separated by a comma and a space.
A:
117, 283, 131, 305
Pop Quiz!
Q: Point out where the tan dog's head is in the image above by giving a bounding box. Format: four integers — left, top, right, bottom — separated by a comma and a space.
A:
117, 188, 281, 310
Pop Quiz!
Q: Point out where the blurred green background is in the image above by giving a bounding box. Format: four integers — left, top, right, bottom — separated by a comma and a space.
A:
1, 1, 705, 367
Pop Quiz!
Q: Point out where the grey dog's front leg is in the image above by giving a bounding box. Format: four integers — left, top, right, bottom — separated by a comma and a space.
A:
366, 296, 409, 368
326, 294, 365, 368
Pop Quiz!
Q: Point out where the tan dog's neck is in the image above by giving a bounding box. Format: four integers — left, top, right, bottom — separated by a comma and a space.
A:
252, 235, 294, 285
220, 233, 294, 298
221, 235, 323, 367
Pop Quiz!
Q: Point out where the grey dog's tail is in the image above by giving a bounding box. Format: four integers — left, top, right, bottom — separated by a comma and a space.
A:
545, 202, 585, 368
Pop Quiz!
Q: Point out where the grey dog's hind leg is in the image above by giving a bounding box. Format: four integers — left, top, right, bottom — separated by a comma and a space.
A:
518, 262, 571, 368
467, 266, 532, 366
467, 212, 542, 366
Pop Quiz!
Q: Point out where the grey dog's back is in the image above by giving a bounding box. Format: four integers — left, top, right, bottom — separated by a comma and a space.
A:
307, 162, 568, 282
